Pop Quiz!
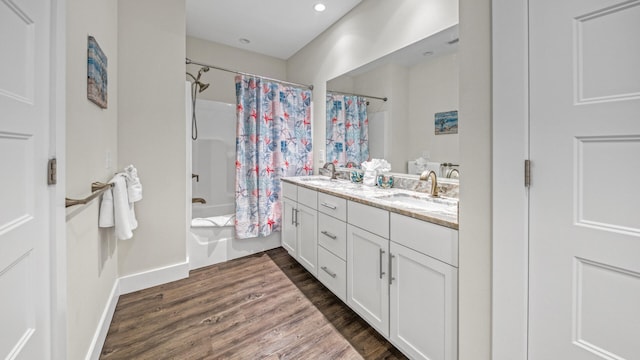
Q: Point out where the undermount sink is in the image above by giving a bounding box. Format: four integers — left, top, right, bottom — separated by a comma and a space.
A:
375, 192, 458, 214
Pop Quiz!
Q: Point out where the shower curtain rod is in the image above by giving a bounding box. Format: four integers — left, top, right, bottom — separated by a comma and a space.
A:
327, 89, 388, 102
186, 58, 314, 90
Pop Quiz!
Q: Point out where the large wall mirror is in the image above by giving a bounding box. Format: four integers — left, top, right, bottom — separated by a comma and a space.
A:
326, 25, 459, 177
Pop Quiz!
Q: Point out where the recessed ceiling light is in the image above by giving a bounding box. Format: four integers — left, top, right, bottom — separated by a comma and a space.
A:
239, 38, 251, 44
313, 3, 326, 12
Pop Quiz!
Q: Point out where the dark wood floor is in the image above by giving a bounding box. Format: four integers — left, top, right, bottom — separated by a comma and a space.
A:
100, 247, 406, 360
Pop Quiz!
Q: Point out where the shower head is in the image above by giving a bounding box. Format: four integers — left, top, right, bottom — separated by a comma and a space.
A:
197, 81, 209, 93
187, 66, 211, 93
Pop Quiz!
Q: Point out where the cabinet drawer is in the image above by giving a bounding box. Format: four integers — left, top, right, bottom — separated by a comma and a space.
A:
348, 201, 389, 239
390, 213, 459, 267
318, 246, 346, 301
297, 186, 317, 209
318, 192, 347, 221
282, 182, 297, 201
318, 213, 347, 260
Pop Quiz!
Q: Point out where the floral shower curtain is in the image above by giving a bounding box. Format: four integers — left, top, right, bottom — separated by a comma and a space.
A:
326, 94, 369, 167
235, 75, 313, 239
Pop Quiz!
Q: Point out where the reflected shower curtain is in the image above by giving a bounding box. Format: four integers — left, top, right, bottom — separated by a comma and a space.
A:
235, 75, 313, 239
326, 94, 369, 167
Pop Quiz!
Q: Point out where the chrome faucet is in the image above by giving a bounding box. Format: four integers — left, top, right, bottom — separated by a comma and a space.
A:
420, 170, 439, 197
320, 162, 338, 179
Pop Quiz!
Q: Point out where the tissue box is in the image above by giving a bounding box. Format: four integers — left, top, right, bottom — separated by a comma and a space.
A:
363, 170, 377, 186
361, 159, 391, 186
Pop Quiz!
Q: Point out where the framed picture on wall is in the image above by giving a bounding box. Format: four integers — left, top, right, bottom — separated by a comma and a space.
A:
435, 110, 458, 135
87, 35, 108, 109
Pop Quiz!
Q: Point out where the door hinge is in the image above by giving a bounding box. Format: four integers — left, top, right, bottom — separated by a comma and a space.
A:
47, 158, 57, 185
524, 159, 531, 187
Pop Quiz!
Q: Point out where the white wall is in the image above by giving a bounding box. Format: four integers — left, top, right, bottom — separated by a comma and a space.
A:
408, 52, 459, 164
65, 0, 118, 358
117, 0, 187, 276
186, 36, 287, 104
458, 0, 492, 359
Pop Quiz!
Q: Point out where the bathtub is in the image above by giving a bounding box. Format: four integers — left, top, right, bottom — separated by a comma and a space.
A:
189, 203, 281, 270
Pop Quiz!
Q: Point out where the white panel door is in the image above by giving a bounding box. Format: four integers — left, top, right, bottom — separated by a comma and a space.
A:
347, 224, 389, 337
529, 0, 640, 358
390, 242, 458, 360
0, 0, 52, 358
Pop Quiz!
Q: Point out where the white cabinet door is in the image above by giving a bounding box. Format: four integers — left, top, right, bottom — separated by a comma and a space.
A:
390, 242, 458, 360
281, 198, 297, 256
296, 203, 318, 276
347, 224, 389, 337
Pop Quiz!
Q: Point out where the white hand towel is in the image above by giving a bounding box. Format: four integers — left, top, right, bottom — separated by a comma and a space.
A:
112, 174, 136, 240
98, 184, 115, 227
99, 174, 138, 240
124, 164, 143, 203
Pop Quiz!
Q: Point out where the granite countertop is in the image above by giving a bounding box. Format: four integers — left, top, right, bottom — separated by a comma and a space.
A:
282, 176, 459, 230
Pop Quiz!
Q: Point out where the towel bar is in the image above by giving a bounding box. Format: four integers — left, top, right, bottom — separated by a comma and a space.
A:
65, 182, 112, 208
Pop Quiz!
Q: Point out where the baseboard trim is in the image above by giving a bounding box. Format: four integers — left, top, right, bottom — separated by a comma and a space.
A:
86, 279, 120, 360
87, 260, 190, 359
118, 260, 190, 295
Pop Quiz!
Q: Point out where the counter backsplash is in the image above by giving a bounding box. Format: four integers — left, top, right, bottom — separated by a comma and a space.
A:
335, 169, 459, 199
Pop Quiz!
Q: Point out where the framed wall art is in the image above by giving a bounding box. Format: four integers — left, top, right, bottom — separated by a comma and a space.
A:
87, 35, 107, 109
434, 110, 458, 135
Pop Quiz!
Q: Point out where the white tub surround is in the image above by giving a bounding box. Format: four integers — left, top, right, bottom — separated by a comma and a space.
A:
189, 204, 280, 270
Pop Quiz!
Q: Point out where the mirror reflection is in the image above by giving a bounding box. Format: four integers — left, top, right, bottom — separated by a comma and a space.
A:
326, 25, 459, 177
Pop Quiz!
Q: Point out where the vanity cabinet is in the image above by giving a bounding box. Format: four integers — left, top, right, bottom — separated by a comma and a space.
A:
347, 224, 390, 337
317, 193, 348, 301
281, 182, 318, 276
390, 213, 459, 360
281, 179, 459, 360
346, 201, 391, 337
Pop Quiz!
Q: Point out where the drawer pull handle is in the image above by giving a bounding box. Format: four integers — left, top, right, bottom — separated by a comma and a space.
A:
291, 207, 296, 226
321, 230, 337, 239
379, 249, 386, 279
321, 266, 337, 278
321, 202, 337, 210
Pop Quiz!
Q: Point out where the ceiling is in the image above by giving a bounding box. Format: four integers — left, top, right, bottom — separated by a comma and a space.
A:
186, 0, 362, 60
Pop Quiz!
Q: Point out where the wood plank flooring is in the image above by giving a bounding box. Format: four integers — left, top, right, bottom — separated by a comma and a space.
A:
100, 247, 407, 360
